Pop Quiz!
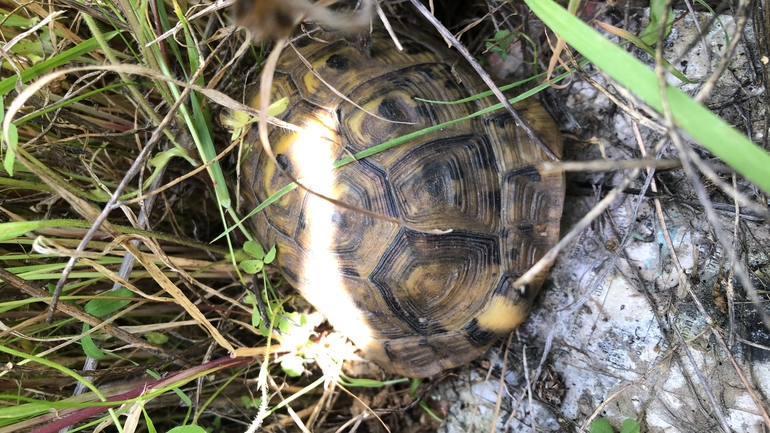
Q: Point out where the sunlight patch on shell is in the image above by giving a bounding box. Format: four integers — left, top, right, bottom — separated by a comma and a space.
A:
292, 111, 375, 353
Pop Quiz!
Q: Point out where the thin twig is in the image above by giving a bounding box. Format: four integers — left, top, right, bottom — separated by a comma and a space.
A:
522, 345, 536, 432
490, 334, 513, 433
694, 0, 752, 103
655, 3, 769, 427
670, 314, 731, 432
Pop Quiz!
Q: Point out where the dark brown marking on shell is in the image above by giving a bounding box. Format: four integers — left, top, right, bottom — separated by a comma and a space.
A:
294, 36, 312, 48
378, 98, 410, 122
492, 274, 529, 304
326, 54, 350, 71
488, 189, 502, 213
330, 209, 350, 229
463, 318, 497, 347
418, 338, 443, 354
275, 153, 292, 172
414, 103, 436, 121
294, 213, 307, 234
415, 65, 437, 81
402, 41, 432, 55
508, 165, 542, 182
383, 341, 395, 362
350, 159, 401, 217
484, 112, 510, 129
423, 177, 443, 199
338, 64, 475, 159
340, 266, 360, 278
517, 224, 534, 235
254, 188, 303, 238
507, 247, 519, 261
280, 262, 300, 285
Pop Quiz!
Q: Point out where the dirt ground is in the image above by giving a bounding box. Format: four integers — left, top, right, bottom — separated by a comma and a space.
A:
434, 4, 770, 432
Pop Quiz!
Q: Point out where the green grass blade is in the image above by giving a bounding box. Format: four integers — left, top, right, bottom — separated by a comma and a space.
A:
596, 22, 695, 84
15, 82, 139, 124
0, 31, 121, 96
0, 345, 107, 400
525, 0, 770, 195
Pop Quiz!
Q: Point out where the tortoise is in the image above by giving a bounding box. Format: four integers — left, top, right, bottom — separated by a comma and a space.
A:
239, 25, 565, 378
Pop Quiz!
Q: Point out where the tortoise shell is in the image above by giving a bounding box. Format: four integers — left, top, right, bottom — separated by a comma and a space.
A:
240, 26, 564, 377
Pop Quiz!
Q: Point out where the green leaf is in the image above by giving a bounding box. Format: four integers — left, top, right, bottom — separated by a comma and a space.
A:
0, 400, 53, 425
145, 332, 169, 344
240, 395, 261, 409
0, 10, 36, 27
0, 298, 41, 313
263, 245, 277, 265
258, 320, 270, 337
640, 0, 673, 45
0, 220, 51, 241
240, 259, 264, 274
590, 419, 615, 433
271, 311, 322, 349
243, 240, 265, 259
81, 324, 105, 360
277, 312, 301, 335
280, 355, 305, 377
620, 419, 641, 433
244, 291, 263, 327
243, 292, 256, 305
485, 30, 516, 61
166, 426, 208, 433
148, 146, 195, 168
3, 123, 17, 176
410, 377, 421, 396
524, 0, 770, 195
251, 308, 261, 328
6, 39, 44, 60
142, 405, 158, 433
84, 287, 134, 317
268, 97, 289, 116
